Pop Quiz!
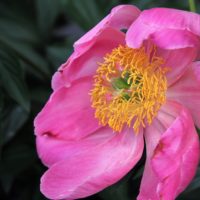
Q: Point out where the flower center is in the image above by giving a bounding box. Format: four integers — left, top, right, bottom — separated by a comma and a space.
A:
90, 45, 169, 133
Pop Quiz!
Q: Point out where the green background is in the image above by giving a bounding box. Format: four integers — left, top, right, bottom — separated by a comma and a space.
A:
0, 0, 199, 199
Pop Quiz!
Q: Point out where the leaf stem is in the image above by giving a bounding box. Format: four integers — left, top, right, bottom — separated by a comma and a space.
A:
189, 0, 196, 12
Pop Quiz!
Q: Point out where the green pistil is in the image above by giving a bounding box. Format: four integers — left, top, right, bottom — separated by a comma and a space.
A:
123, 93, 131, 100
112, 77, 130, 90
111, 76, 132, 100
111, 73, 143, 102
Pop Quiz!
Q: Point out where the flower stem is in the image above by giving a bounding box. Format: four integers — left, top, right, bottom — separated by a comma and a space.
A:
189, 0, 196, 12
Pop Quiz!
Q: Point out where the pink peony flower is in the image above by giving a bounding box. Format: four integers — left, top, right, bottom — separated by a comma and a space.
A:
34, 5, 200, 200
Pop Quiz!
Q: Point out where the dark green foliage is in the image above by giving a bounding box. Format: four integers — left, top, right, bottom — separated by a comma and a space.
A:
0, 0, 200, 199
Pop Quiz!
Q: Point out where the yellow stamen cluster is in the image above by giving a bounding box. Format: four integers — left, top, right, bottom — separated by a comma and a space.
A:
90, 45, 169, 133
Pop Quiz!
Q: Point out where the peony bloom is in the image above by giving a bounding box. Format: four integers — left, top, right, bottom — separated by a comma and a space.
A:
34, 5, 200, 200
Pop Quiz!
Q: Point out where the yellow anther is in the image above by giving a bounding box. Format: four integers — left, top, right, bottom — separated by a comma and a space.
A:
90, 45, 169, 133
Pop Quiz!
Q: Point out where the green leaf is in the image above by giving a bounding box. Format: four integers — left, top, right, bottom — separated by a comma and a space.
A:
0, 48, 30, 111
66, 0, 102, 30
98, 168, 138, 200
31, 87, 51, 103
182, 167, 200, 194
99, 182, 131, 200
0, 93, 4, 155
0, 35, 50, 78
0, 143, 36, 193
46, 44, 71, 69
36, 0, 62, 36
0, 105, 29, 145
0, 18, 40, 45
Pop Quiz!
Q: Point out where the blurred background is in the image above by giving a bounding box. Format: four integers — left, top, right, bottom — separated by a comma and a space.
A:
0, 0, 200, 199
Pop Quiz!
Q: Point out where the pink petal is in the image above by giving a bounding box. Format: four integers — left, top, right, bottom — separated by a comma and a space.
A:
127, 22, 198, 86
157, 46, 197, 86
167, 61, 200, 128
75, 5, 140, 51
150, 29, 199, 50
126, 7, 200, 48
40, 127, 144, 200
138, 101, 199, 200
52, 28, 125, 91
34, 77, 100, 141
36, 127, 122, 167
194, 61, 200, 82
37, 126, 142, 167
